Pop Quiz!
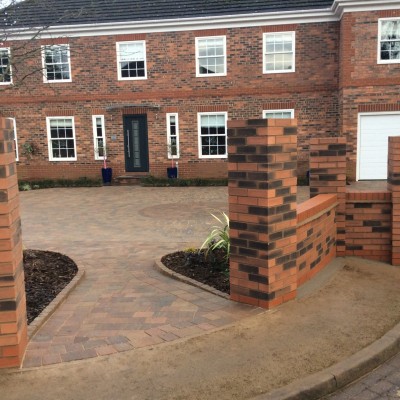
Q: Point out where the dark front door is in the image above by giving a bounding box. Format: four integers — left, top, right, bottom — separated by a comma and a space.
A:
123, 115, 149, 172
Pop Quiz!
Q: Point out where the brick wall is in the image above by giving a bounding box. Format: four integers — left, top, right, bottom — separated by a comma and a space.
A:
296, 194, 337, 286
1, 21, 340, 180
345, 192, 392, 262
309, 138, 347, 256
228, 118, 298, 309
0, 118, 27, 368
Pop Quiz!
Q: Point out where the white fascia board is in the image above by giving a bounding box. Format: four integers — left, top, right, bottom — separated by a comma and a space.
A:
5, 0, 400, 40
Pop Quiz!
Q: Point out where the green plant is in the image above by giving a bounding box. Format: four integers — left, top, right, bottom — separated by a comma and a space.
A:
20, 183, 32, 191
201, 212, 230, 263
21, 142, 38, 160
140, 176, 228, 187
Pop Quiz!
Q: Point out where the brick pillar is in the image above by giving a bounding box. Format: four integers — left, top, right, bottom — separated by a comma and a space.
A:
388, 136, 400, 266
0, 118, 27, 368
309, 138, 347, 256
228, 119, 298, 309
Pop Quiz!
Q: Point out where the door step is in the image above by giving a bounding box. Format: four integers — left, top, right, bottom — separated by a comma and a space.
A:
114, 175, 148, 186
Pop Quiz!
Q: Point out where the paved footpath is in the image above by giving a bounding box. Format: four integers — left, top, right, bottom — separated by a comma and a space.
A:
19, 186, 262, 367
323, 353, 400, 400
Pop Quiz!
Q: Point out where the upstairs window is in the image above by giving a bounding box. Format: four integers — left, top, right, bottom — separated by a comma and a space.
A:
117, 41, 147, 80
263, 32, 295, 73
166, 113, 180, 158
42, 45, 71, 82
263, 109, 294, 119
46, 117, 77, 161
379, 19, 400, 63
0, 48, 12, 84
93, 115, 106, 160
196, 36, 226, 77
198, 112, 227, 158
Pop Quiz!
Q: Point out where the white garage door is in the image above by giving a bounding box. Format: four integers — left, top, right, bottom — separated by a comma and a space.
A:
358, 113, 400, 180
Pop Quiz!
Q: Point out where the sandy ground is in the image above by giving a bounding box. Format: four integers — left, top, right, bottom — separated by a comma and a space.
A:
1, 256, 400, 400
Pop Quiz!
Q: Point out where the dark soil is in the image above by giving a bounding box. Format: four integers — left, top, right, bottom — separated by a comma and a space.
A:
24, 249, 78, 324
161, 249, 230, 294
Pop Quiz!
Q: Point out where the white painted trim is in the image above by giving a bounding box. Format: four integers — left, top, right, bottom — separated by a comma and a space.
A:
116, 40, 147, 81
357, 111, 400, 180
263, 31, 296, 74
92, 115, 106, 160
197, 111, 228, 159
166, 113, 180, 159
263, 109, 295, 118
7, 118, 18, 161
195, 35, 227, 77
46, 116, 77, 161
0, 47, 12, 85
377, 17, 400, 64
41, 44, 72, 83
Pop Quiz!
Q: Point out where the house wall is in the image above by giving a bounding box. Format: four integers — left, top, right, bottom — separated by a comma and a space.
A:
0, 22, 340, 180
340, 10, 400, 180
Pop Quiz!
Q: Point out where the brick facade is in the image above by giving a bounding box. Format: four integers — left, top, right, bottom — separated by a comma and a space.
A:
0, 118, 27, 368
0, 21, 340, 180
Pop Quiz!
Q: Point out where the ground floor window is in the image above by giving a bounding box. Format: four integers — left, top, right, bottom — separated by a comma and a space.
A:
198, 112, 227, 158
7, 117, 18, 161
263, 109, 294, 119
46, 117, 76, 161
166, 113, 180, 159
92, 115, 106, 159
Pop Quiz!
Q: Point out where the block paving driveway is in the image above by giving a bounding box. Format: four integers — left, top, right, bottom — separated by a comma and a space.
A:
20, 186, 264, 368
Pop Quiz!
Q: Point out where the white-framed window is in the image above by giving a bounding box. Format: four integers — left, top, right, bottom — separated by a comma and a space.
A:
197, 112, 228, 158
195, 36, 227, 77
166, 113, 180, 159
263, 32, 295, 73
116, 41, 147, 80
263, 109, 295, 119
46, 117, 77, 161
0, 48, 12, 85
378, 18, 400, 63
42, 44, 72, 82
7, 118, 18, 161
92, 115, 106, 160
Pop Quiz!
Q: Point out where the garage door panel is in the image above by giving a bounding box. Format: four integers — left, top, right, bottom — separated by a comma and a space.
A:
359, 114, 400, 180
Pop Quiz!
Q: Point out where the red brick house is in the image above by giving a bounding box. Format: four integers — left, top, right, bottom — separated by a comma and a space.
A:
1, 0, 400, 181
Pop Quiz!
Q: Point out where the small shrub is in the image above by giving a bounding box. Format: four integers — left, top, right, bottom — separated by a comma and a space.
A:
140, 176, 228, 187
18, 177, 102, 191
201, 212, 230, 272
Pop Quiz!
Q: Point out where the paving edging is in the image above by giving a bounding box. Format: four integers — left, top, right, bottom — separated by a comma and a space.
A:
252, 321, 400, 400
153, 259, 230, 300
27, 266, 85, 340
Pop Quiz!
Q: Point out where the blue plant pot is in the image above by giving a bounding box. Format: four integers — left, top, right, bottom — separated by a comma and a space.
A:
102, 167, 112, 185
167, 167, 178, 179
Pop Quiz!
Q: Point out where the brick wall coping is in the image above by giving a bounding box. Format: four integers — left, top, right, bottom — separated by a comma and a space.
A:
297, 194, 338, 225
346, 191, 391, 202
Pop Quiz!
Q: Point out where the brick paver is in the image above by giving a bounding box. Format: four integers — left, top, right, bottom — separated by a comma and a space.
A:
20, 186, 274, 367
324, 353, 400, 399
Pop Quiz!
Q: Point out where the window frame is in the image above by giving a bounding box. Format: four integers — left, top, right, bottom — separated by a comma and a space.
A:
195, 36, 227, 77
262, 109, 295, 119
263, 31, 296, 74
0, 47, 12, 85
197, 111, 228, 159
166, 113, 180, 159
378, 18, 400, 64
7, 118, 18, 161
46, 116, 77, 161
116, 40, 147, 81
41, 44, 72, 83
92, 115, 106, 160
